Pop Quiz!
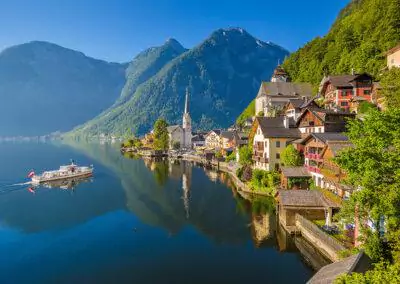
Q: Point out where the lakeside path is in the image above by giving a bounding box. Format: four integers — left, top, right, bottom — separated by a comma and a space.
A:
181, 153, 273, 200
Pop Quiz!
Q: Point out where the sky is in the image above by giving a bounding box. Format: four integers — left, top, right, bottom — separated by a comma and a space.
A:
0, 0, 350, 63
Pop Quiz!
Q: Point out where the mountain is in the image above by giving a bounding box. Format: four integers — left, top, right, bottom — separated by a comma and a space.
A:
282, 0, 400, 86
70, 28, 289, 137
0, 41, 126, 136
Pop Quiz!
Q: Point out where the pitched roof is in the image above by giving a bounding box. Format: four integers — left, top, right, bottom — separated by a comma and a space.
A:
220, 131, 235, 140
256, 117, 301, 139
257, 82, 313, 98
281, 167, 311, 177
307, 252, 371, 284
296, 108, 355, 126
386, 43, 400, 55
167, 125, 182, 133
278, 190, 340, 208
325, 141, 353, 156
321, 73, 373, 89
300, 133, 349, 145
206, 129, 222, 136
288, 98, 305, 109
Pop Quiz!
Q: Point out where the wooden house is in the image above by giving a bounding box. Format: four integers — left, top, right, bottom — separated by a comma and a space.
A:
280, 166, 311, 190
319, 73, 374, 111
296, 108, 355, 135
283, 98, 319, 120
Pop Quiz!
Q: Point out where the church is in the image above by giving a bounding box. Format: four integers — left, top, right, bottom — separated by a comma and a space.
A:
167, 88, 192, 150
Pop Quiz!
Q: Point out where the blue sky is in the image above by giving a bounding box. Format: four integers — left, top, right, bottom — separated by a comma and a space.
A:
0, 0, 349, 62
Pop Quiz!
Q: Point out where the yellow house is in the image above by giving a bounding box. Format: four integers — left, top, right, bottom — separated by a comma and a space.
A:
387, 43, 400, 69
252, 117, 301, 171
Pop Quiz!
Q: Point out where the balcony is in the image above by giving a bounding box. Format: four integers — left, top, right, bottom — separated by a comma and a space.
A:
253, 156, 268, 163
306, 165, 321, 174
305, 152, 322, 160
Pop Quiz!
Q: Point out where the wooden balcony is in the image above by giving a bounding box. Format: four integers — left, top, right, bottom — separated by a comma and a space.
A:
305, 152, 322, 160
253, 156, 268, 163
306, 165, 321, 174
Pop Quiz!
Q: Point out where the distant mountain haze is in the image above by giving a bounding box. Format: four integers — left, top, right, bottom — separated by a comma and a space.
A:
70, 28, 289, 137
0, 28, 289, 137
0, 41, 126, 136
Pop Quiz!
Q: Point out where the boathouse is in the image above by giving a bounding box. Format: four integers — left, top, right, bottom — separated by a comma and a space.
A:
277, 190, 340, 232
280, 166, 311, 190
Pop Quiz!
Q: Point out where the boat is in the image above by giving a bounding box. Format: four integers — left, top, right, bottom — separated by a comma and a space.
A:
29, 161, 93, 184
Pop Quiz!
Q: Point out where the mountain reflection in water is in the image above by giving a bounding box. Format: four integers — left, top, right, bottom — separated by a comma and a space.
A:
0, 142, 318, 284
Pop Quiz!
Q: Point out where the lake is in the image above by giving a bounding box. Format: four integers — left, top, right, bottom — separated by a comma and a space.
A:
0, 141, 318, 284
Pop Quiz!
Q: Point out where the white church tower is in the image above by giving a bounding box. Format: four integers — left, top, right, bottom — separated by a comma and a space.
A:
182, 88, 192, 149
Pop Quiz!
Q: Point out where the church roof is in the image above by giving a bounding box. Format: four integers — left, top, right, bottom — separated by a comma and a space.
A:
257, 82, 313, 98
167, 125, 182, 133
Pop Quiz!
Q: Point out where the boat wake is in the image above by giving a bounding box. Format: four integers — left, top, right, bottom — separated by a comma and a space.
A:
6, 181, 32, 187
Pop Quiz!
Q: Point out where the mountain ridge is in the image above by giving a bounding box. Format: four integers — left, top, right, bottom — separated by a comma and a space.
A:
69, 27, 289, 137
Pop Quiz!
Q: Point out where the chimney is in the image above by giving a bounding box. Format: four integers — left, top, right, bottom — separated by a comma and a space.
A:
283, 116, 290, 129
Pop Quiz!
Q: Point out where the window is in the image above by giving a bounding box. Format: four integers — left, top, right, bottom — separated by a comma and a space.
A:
364, 89, 371, 95
276, 141, 280, 148
264, 141, 268, 147
276, 153, 280, 159
341, 101, 349, 106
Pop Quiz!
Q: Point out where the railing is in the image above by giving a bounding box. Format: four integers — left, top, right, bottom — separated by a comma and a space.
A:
253, 156, 268, 163
295, 214, 345, 253
305, 153, 322, 160
306, 165, 321, 174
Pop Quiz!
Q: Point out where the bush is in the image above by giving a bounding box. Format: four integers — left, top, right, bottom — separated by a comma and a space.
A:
226, 151, 236, 162
242, 165, 253, 182
250, 169, 280, 195
239, 145, 253, 166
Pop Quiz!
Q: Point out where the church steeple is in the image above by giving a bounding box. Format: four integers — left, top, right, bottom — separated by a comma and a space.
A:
182, 87, 192, 149
184, 87, 189, 114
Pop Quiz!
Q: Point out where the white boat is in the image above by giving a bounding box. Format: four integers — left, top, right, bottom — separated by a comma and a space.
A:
30, 162, 93, 184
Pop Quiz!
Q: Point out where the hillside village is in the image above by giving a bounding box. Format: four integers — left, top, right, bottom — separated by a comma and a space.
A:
121, 41, 400, 281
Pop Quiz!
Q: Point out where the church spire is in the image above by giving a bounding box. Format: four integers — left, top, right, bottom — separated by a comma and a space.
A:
184, 87, 189, 114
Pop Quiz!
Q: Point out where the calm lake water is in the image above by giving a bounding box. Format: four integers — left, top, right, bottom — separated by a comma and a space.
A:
0, 141, 318, 284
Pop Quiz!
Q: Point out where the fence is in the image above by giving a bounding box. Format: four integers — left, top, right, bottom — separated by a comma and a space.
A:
295, 213, 345, 260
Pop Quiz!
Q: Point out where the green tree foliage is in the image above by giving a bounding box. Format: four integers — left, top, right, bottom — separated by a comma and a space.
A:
358, 101, 377, 114
239, 145, 253, 166
380, 67, 400, 109
283, 0, 400, 87
281, 144, 303, 166
236, 99, 255, 127
225, 151, 236, 162
250, 169, 280, 195
335, 261, 400, 283
153, 119, 169, 150
335, 109, 400, 262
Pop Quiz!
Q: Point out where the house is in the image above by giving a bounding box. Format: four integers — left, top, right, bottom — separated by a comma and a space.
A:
204, 129, 222, 150
252, 116, 301, 171
319, 73, 374, 111
300, 133, 350, 190
307, 251, 371, 284
320, 141, 354, 199
283, 98, 319, 120
191, 132, 206, 149
255, 66, 313, 116
386, 43, 400, 69
167, 89, 192, 149
296, 108, 355, 135
277, 190, 340, 232
280, 166, 312, 190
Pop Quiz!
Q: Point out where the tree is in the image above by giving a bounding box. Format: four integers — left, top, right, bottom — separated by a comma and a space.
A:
380, 67, 400, 109
335, 261, 400, 283
239, 145, 252, 166
153, 118, 169, 150
335, 109, 400, 262
281, 144, 302, 166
